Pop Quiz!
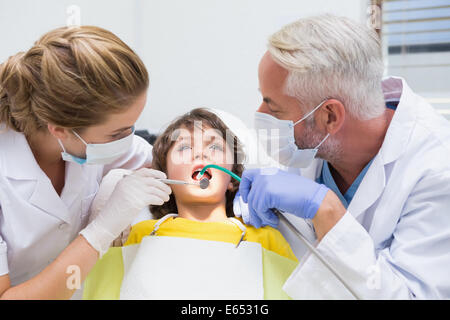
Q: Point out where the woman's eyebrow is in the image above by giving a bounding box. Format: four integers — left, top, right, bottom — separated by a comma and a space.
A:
111, 126, 133, 134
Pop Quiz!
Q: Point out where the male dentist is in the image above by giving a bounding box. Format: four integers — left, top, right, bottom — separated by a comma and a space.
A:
235, 14, 450, 299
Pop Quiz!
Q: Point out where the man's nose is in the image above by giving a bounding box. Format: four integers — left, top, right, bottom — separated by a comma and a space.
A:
257, 102, 270, 114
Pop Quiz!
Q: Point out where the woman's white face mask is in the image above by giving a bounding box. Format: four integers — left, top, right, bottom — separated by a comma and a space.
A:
254, 100, 329, 168
57, 126, 135, 165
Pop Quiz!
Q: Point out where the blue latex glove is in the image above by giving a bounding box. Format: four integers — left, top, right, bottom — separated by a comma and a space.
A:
238, 168, 330, 228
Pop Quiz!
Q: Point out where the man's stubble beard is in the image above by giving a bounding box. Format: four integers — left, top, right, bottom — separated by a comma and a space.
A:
295, 121, 343, 164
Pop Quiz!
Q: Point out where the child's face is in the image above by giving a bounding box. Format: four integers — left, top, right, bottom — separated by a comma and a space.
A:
166, 124, 235, 205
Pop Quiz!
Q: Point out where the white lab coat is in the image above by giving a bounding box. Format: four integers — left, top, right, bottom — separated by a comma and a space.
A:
0, 127, 153, 286
281, 77, 450, 299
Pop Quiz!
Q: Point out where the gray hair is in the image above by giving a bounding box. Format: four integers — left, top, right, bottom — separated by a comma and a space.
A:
268, 14, 385, 121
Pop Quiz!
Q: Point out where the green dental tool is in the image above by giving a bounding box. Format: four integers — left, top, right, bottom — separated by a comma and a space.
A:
198, 164, 242, 184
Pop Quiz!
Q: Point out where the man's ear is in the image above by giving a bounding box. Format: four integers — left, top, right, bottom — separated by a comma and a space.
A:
47, 123, 70, 140
318, 99, 345, 134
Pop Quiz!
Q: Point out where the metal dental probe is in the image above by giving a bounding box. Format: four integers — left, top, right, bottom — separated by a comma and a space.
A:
158, 178, 210, 189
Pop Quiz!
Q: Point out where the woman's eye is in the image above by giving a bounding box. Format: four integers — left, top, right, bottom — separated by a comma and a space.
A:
110, 133, 123, 139
110, 127, 133, 139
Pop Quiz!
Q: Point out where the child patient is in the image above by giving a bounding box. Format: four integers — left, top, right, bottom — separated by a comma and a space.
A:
83, 108, 297, 300
124, 108, 297, 260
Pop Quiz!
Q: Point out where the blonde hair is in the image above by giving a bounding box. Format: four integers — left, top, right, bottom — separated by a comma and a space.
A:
0, 26, 149, 136
268, 14, 385, 121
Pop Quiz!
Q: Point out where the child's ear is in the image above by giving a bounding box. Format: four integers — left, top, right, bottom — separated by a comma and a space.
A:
227, 182, 239, 192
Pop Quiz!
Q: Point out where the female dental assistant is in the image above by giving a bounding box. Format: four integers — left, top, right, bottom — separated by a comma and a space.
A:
0, 26, 171, 299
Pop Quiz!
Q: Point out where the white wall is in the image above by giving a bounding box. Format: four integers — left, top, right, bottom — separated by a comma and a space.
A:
0, 0, 368, 133
136, 0, 368, 133
0, 0, 140, 61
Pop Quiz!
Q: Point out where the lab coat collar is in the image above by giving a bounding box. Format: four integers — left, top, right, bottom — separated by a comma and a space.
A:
345, 77, 418, 219
0, 127, 86, 224
31, 162, 90, 225
28, 178, 74, 224
378, 76, 417, 165
346, 153, 385, 220
0, 125, 43, 180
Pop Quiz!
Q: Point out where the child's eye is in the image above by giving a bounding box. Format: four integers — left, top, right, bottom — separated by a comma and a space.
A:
177, 144, 192, 151
209, 143, 223, 151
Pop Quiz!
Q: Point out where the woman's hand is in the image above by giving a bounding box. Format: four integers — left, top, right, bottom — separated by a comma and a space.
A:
80, 168, 172, 256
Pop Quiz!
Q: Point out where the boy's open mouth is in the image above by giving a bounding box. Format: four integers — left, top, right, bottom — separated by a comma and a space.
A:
192, 168, 212, 181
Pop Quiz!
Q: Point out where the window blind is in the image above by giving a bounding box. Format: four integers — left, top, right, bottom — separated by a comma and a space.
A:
383, 0, 450, 54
